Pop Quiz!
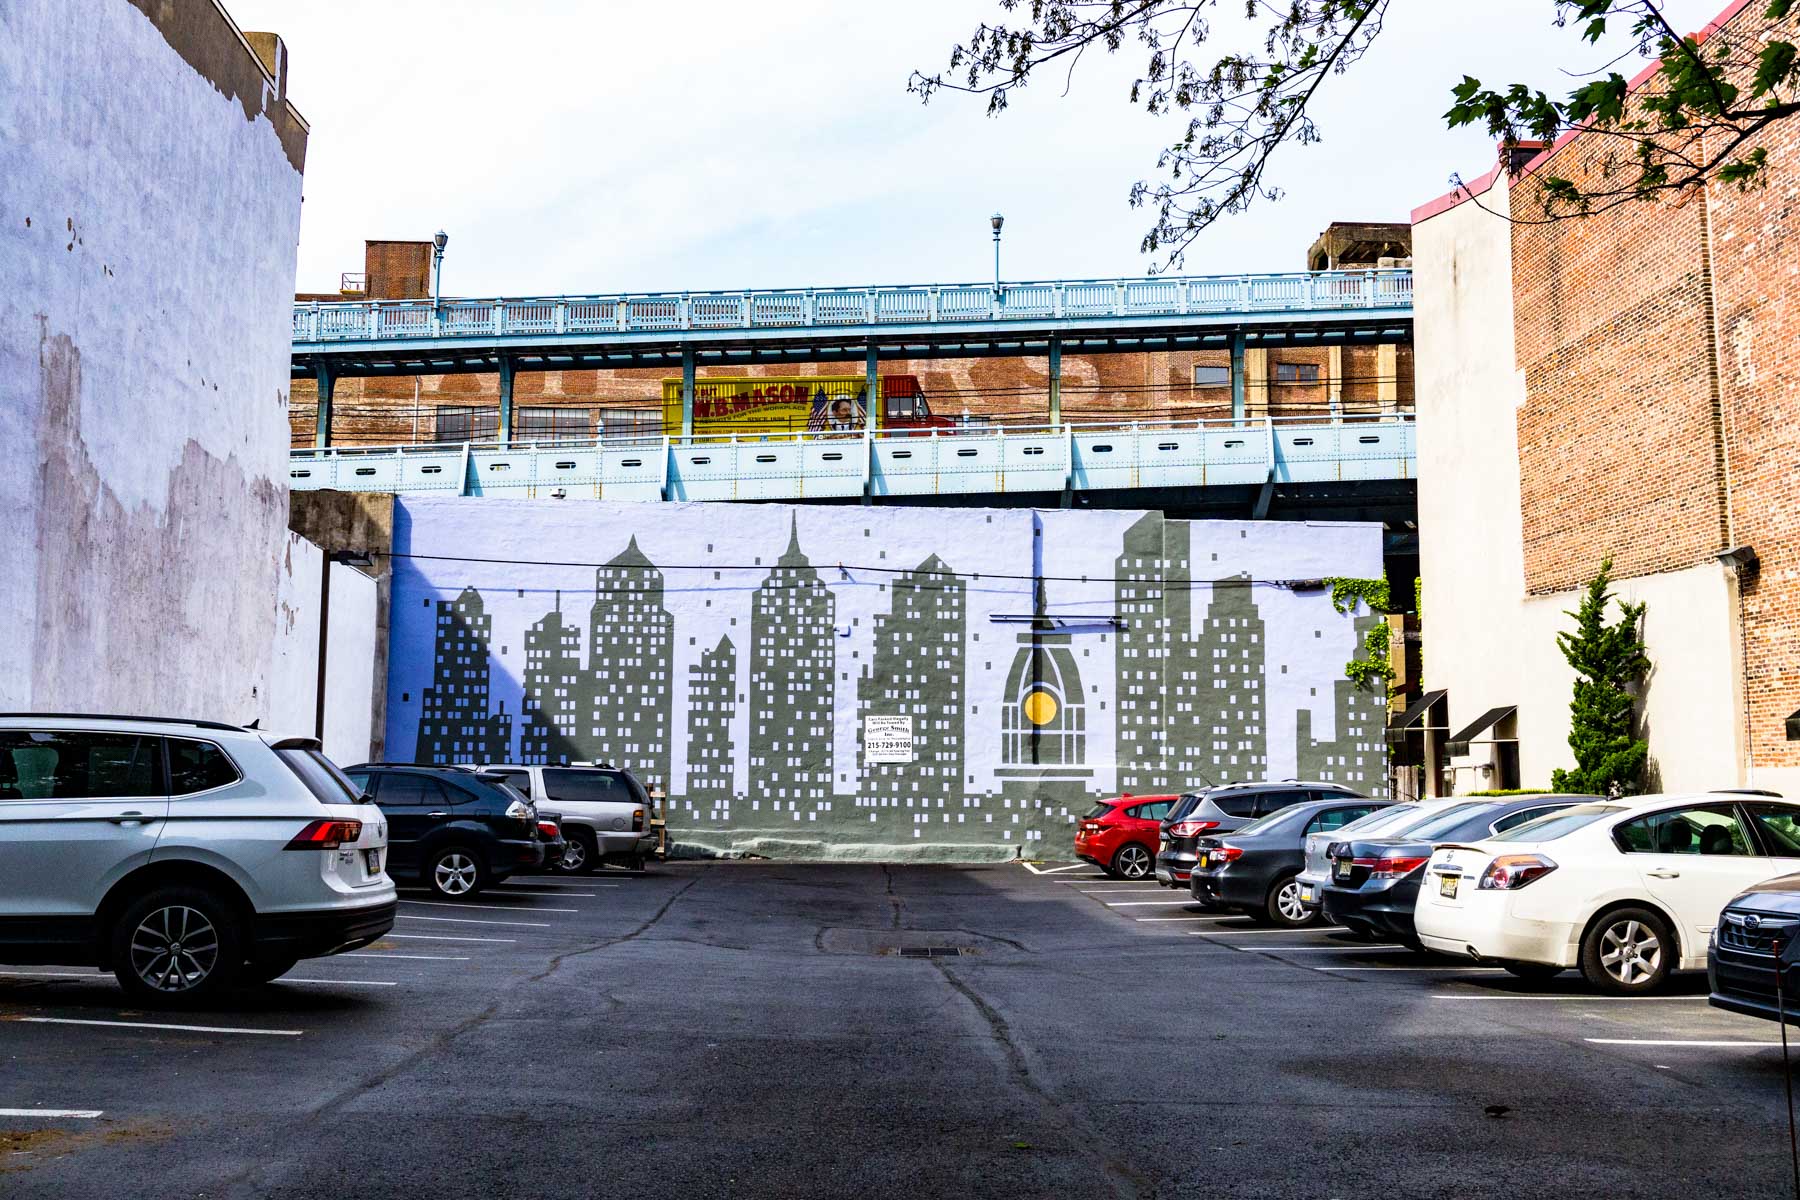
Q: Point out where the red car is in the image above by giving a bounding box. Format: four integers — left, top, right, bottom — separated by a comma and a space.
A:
1074, 794, 1179, 879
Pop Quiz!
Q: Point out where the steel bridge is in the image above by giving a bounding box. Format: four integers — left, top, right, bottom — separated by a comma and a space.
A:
292, 268, 1414, 454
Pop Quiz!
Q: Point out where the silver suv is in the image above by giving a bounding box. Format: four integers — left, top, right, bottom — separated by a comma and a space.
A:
481, 763, 657, 873
0, 714, 394, 1005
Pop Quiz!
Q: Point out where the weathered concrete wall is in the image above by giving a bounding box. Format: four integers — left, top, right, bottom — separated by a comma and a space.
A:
385, 498, 1386, 861
269, 533, 380, 764
0, 0, 306, 721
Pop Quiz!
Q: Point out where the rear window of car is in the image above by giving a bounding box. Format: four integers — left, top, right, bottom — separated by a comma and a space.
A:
1084, 801, 1117, 819
1212, 791, 1259, 818
1489, 803, 1621, 843
167, 738, 240, 795
542, 769, 635, 805
1166, 794, 1204, 822
0, 730, 161, 799
275, 746, 364, 805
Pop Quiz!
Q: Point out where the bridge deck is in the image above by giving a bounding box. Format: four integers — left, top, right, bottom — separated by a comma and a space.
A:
287, 415, 1414, 503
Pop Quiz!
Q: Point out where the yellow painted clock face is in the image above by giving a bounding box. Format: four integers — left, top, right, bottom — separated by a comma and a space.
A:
1022, 689, 1058, 726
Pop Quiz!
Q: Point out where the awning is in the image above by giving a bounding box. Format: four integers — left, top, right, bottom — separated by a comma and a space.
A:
1447, 705, 1517, 757
1385, 689, 1447, 746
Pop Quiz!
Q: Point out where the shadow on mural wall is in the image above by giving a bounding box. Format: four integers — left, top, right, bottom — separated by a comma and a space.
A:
387, 500, 1388, 862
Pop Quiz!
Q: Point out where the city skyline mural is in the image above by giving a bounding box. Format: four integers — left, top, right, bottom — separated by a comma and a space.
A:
388, 497, 1388, 859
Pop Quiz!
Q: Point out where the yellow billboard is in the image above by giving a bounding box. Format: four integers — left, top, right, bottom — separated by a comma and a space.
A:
660, 376, 869, 440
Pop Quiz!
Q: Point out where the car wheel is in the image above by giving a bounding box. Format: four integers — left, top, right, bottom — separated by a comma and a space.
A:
1111, 843, 1153, 880
1502, 961, 1564, 982
427, 846, 487, 899
1263, 874, 1315, 928
555, 829, 596, 875
244, 956, 300, 985
1580, 906, 1673, 994
110, 885, 244, 1007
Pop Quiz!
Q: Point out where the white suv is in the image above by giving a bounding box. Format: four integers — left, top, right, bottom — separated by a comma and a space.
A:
0, 714, 395, 1005
480, 763, 657, 874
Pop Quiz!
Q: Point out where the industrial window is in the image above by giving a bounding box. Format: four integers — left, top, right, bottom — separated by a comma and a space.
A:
1192, 364, 1230, 388
1274, 362, 1321, 384
599, 408, 663, 443
434, 406, 499, 444
516, 406, 593, 441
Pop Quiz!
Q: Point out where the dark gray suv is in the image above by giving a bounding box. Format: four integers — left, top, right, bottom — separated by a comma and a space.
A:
1154, 780, 1365, 889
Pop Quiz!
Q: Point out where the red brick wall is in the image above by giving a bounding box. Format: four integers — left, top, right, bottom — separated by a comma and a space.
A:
363, 241, 431, 300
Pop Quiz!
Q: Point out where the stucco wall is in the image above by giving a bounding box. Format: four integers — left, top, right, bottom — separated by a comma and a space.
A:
268, 533, 380, 764
1414, 176, 1748, 794
385, 498, 1389, 860
0, 0, 305, 721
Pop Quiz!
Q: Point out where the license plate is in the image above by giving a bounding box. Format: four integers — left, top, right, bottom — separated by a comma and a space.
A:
1334, 861, 1352, 880
1159, 839, 1168, 852
1197, 853, 1210, 869
365, 848, 383, 874
1438, 874, 1459, 899
1299, 885, 1314, 903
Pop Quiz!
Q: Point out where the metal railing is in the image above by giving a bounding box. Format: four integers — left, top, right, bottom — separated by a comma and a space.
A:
286, 413, 1414, 502
291, 269, 1413, 345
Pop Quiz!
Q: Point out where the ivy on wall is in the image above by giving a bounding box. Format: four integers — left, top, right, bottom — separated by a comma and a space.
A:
1323, 576, 1395, 692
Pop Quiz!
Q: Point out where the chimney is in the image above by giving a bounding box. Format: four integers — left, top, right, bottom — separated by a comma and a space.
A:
1502, 139, 1546, 176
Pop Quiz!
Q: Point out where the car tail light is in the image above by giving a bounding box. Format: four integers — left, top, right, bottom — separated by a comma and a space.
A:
633, 808, 645, 832
1169, 820, 1220, 838
1479, 854, 1557, 890
537, 820, 559, 839
285, 819, 362, 850
1212, 845, 1244, 864
1357, 855, 1428, 879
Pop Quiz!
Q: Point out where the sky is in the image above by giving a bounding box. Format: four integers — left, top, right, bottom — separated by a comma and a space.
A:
228, 0, 1727, 298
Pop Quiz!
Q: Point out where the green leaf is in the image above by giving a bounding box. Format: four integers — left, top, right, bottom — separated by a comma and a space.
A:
1754, 41, 1798, 98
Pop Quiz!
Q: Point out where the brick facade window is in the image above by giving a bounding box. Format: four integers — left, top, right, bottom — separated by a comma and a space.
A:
1274, 363, 1321, 384
1193, 365, 1230, 389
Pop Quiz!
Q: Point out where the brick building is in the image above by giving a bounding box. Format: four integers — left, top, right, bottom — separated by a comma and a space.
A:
288, 231, 1414, 447
1412, 0, 1798, 796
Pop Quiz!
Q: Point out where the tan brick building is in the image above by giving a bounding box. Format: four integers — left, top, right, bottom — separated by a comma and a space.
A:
289, 229, 1413, 447
1414, 0, 1799, 795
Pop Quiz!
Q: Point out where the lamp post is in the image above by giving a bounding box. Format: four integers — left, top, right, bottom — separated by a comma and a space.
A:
990, 213, 1004, 299
431, 229, 449, 312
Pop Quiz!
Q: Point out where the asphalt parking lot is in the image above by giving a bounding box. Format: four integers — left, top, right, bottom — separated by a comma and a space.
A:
3, 861, 1796, 1198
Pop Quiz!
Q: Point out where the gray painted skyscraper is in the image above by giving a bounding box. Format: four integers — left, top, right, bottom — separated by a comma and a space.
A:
857, 554, 966, 818
686, 635, 738, 804
1114, 513, 1168, 793
414, 586, 511, 764
749, 517, 836, 818
519, 595, 582, 766
1183, 576, 1267, 784
580, 537, 673, 790
1297, 613, 1389, 796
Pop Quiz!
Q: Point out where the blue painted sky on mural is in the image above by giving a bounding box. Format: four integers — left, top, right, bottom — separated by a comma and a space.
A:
233, 0, 1725, 296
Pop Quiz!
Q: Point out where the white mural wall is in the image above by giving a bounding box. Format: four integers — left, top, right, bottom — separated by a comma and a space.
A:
387, 497, 1387, 860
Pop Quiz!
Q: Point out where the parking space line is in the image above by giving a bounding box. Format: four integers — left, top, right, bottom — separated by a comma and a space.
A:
490, 885, 616, 893
1314, 966, 1507, 973
397, 914, 552, 928
343, 952, 470, 961
1105, 900, 1207, 908
280, 978, 398, 987
1219, 945, 1406, 952
1136, 916, 1240, 923
15, 1017, 303, 1037
0, 1109, 103, 1118
388, 933, 517, 944
0, 970, 104, 980
1189, 928, 1375, 937
400, 899, 580, 914
1428, 994, 1708, 1002
1025, 864, 1096, 875
1587, 1038, 1780, 1047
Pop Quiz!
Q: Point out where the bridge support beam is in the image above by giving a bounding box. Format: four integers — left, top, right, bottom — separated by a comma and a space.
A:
680, 347, 695, 439
1230, 332, 1246, 424
498, 356, 515, 446
313, 365, 334, 448
1048, 336, 1062, 426
864, 344, 879, 433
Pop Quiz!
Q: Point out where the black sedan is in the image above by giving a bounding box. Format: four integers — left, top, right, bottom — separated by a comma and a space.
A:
1188, 796, 1394, 926
1710, 873, 1800, 1026
1322, 795, 1591, 946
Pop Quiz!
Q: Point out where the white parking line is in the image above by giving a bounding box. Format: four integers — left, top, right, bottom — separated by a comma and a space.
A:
0, 1109, 103, 1118
397, 914, 551, 929
343, 952, 470, 961
401, 899, 579, 914
1587, 1038, 1780, 1047
1428, 994, 1709, 1002
1190, 929, 1379, 937
14, 1017, 303, 1037
1136, 916, 1240, 923
1314, 966, 1507, 973
0, 970, 103, 980
1023, 863, 1092, 875
1221, 945, 1408, 952
492, 885, 616, 893
388, 933, 516, 944
1105, 900, 1208, 908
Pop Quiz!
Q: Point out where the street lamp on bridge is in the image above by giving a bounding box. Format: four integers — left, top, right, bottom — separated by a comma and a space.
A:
431, 229, 449, 311
990, 212, 1004, 299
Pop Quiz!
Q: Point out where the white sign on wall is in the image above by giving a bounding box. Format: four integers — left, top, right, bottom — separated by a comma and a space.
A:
864, 715, 915, 764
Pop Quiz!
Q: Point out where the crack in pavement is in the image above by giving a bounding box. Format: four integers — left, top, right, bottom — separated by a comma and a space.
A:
880, 862, 905, 930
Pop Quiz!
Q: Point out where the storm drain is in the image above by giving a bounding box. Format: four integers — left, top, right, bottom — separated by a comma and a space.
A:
886, 946, 970, 959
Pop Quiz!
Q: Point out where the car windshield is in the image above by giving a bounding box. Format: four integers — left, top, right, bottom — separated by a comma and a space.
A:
1379, 802, 1487, 841
1489, 803, 1622, 843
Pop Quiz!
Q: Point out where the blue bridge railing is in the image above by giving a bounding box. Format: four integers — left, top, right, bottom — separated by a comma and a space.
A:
291, 269, 1412, 345
287, 414, 1414, 503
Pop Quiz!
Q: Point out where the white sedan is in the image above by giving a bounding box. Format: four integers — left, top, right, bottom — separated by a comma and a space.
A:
1415, 793, 1800, 994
